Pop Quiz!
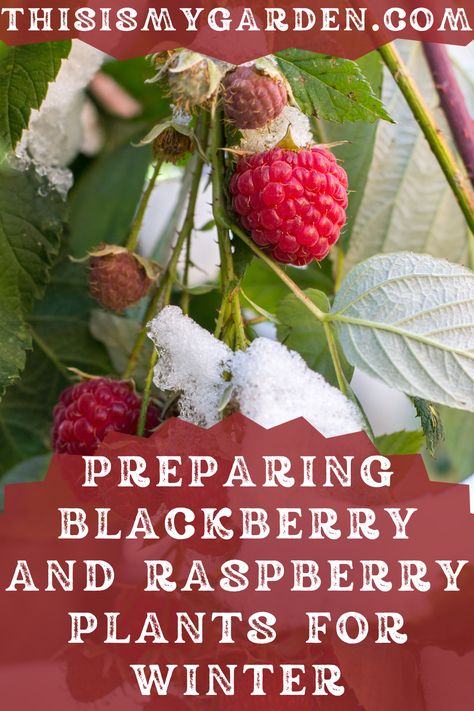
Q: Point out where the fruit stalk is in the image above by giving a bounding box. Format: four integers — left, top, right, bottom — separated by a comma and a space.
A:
126, 159, 163, 252
379, 42, 474, 234
218, 213, 327, 323
423, 42, 474, 188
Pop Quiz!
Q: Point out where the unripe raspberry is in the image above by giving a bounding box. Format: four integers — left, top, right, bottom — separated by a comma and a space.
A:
88, 249, 153, 313
152, 127, 193, 163
230, 146, 348, 266
223, 66, 287, 130
52, 378, 161, 455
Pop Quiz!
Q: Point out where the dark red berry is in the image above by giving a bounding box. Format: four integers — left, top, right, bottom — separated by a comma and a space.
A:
52, 378, 161, 455
89, 251, 152, 313
230, 146, 348, 266
223, 66, 287, 130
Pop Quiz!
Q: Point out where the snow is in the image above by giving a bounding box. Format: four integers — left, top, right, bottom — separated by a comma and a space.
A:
148, 307, 363, 436
239, 105, 314, 153
148, 306, 233, 427
16, 40, 104, 196
233, 338, 363, 436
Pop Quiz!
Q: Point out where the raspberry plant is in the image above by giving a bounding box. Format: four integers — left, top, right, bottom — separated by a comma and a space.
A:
0, 41, 473, 483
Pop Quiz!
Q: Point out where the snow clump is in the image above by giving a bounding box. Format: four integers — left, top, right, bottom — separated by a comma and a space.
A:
233, 338, 362, 436
16, 41, 104, 196
148, 306, 233, 428
239, 105, 314, 153
149, 307, 363, 436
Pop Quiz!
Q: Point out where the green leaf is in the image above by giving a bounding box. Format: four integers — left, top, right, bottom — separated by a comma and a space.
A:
189, 289, 222, 334
0, 42, 71, 152
0, 165, 66, 398
344, 42, 470, 270
0, 272, 30, 398
319, 52, 384, 251
0, 454, 50, 509
199, 219, 216, 232
0, 165, 66, 310
439, 407, 474, 480
277, 288, 352, 387
68, 141, 152, 257
375, 430, 425, 456
241, 289, 279, 324
242, 259, 334, 314
0, 259, 113, 476
332, 253, 474, 412
413, 398, 444, 457
90, 310, 153, 389
275, 48, 393, 124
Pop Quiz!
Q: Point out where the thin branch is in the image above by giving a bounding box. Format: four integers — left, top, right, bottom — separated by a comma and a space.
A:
180, 231, 192, 315
379, 43, 474, 234
124, 114, 210, 380
423, 42, 474, 188
136, 350, 158, 436
126, 160, 162, 252
323, 322, 348, 396
210, 98, 247, 349
216, 212, 327, 323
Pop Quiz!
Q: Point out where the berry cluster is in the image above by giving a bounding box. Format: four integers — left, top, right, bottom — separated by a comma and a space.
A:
230, 145, 348, 265
52, 378, 160, 455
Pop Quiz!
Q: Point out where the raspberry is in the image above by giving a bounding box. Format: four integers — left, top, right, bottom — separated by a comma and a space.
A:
230, 146, 348, 266
89, 250, 152, 313
52, 378, 161, 455
223, 66, 287, 130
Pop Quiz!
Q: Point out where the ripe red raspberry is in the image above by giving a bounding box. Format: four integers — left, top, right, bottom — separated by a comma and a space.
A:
52, 378, 161, 455
230, 146, 348, 266
223, 66, 287, 130
89, 250, 152, 313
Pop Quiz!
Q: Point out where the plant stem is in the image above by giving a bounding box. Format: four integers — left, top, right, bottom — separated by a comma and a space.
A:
122, 281, 165, 380
423, 42, 474, 188
379, 42, 474, 234
136, 350, 158, 436
210, 98, 247, 349
180, 231, 192, 314
126, 160, 163, 252
334, 247, 345, 291
151, 166, 195, 262
323, 321, 348, 395
162, 144, 207, 305
124, 115, 210, 382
